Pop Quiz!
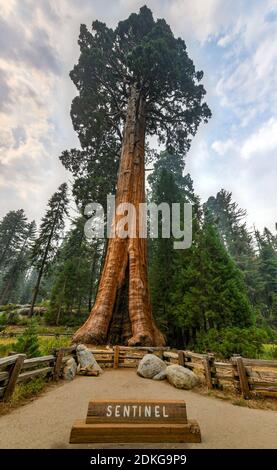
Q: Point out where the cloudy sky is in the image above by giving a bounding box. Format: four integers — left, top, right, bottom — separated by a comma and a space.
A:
0, 0, 276, 231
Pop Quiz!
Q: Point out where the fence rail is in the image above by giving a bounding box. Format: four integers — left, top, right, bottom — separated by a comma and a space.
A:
0, 332, 73, 338
0, 345, 277, 402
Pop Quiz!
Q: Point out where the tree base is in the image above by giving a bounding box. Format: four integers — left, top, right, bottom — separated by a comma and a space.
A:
73, 329, 159, 347
73, 329, 107, 345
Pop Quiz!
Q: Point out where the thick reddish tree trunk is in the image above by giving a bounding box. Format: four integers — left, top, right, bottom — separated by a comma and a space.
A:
73, 85, 165, 346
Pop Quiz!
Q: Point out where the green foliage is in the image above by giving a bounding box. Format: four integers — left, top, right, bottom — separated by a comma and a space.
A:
0, 210, 36, 304
15, 320, 40, 358
194, 327, 269, 358
260, 343, 277, 360
60, 6, 211, 210
30, 183, 69, 274
0, 312, 7, 327
167, 221, 254, 346
46, 217, 102, 326
148, 152, 254, 349
254, 228, 277, 325
0, 209, 28, 271
29, 183, 69, 315
39, 336, 71, 356
0, 341, 17, 357
0, 304, 18, 312
0, 311, 19, 326
10, 378, 46, 405
148, 150, 200, 338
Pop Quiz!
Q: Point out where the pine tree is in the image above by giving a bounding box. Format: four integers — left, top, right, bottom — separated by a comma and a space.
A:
255, 228, 277, 324
15, 320, 40, 358
168, 220, 254, 347
0, 209, 28, 273
0, 221, 36, 304
48, 217, 102, 325
148, 150, 200, 337
205, 190, 258, 304
29, 183, 69, 316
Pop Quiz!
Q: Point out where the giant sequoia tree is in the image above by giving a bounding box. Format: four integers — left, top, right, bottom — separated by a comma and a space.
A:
64, 6, 211, 346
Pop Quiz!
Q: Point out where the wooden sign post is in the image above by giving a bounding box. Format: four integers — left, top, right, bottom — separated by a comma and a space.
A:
70, 399, 201, 443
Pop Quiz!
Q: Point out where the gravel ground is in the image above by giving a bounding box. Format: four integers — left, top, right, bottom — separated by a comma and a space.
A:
0, 369, 276, 449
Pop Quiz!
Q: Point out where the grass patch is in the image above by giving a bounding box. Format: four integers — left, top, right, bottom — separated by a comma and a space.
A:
10, 378, 46, 404
39, 336, 72, 355
260, 343, 277, 360
195, 383, 277, 411
0, 334, 72, 357
0, 340, 16, 357
232, 398, 248, 407
0, 378, 51, 416
1, 324, 75, 335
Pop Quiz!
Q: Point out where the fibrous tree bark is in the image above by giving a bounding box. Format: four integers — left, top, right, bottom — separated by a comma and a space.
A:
74, 85, 164, 346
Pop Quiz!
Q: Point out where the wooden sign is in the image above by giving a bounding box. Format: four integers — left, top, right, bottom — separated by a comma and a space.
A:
86, 399, 187, 424
70, 399, 201, 444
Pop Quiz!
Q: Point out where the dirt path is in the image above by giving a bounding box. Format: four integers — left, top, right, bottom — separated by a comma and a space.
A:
0, 369, 276, 449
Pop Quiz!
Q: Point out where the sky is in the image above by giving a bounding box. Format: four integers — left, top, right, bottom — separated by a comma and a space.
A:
0, 0, 276, 232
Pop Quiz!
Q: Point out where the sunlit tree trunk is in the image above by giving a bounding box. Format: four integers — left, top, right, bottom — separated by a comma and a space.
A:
73, 85, 165, 346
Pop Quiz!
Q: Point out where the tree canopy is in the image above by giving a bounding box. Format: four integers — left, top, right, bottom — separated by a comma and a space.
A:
60, 5, 211, 209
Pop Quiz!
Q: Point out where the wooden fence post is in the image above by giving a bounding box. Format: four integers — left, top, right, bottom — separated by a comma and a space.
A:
183, 351, 193, 370
202, 355, 213, 389
53, 349, 64, 381
113, 346, 119, 369
178, 350, 185, 367
3, 354, 26, 401
210, 355, 221, 389
235, 356, 251, 399
231, 356, 240, 394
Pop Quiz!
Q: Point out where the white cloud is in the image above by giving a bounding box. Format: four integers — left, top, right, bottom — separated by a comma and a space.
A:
241, 117, 277, 160
215, 1, 277, 127
0, 0, 276, 233
212, 139, 235, 156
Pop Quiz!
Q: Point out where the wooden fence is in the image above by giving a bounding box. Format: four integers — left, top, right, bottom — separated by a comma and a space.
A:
0, 332, 73, 338
0, 346, 277, 402
162, 350, 277, 399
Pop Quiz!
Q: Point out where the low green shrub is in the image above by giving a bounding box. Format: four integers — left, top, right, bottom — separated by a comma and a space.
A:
14, 320, 40, 358
10, 378, 47, 404
39, 336, 71, 356
194, 326, 269, 358
261, 343, 277, 360
0, 342, 17, 357
0, 304, 18, 312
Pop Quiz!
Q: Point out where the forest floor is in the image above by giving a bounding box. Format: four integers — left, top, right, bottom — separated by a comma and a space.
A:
0, 369, 276, 449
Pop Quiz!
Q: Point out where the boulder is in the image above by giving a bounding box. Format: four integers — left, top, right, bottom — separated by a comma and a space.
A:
63, 357, 77, 381
76, 344, 103, 374
166, 365, 199, 389
152, 369, 167, 381
137, 353, 166, 380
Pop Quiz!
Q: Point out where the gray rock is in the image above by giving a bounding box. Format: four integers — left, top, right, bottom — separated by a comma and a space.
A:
137, 354, 166, 379
76, 344, 103, 374
166, 365, 199, 389
63, 357, 77, 381
152, 369, 167, 380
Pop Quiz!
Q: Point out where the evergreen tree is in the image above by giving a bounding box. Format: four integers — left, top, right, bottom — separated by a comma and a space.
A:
0, 209, 28, 273
205, 190, 258, 304
47, 217, 102, 325
168, 221, 254, 347
15, 320, 40, 358
148, 150, 199, 336
0, 221, 36, 304
255, 228, 277, 325
29, 183, 69, 316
